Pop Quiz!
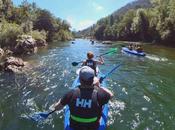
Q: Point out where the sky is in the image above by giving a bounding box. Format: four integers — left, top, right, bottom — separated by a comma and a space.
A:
13, 0, 135, 31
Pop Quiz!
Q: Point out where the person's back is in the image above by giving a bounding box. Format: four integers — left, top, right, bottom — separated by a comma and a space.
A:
83, 51, 104, 75
69, 86, 102, 130
51, 66, 113, 130
85, 59, 96, 72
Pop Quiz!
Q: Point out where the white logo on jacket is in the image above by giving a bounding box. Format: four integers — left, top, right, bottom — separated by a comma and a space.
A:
76, 98, 92, 108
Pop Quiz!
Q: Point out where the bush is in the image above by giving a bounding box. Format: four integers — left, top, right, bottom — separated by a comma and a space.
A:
28, 30, 47, 41
52, 29, 72, 41
0, 21, 23, 48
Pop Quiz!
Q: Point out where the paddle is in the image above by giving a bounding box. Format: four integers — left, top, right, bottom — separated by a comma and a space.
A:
72, 48, 118, 66
72, 61, 83, 66
28, 63, 122, 122
28, 109, 56, 122
97, 48, 117, 57
99, 63, 122, 83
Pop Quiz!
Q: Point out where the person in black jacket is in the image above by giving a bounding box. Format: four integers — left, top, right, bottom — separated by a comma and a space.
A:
50, 66, 113, 130
82, 51, 104, 75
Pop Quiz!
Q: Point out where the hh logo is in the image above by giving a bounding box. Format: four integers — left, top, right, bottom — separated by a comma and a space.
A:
76, 98, 92, 108
87, 62, 93, 66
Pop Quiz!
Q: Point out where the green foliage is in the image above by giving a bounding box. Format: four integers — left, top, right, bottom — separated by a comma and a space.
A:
0, 0, 72, 50
33, 9, 54, 32
79, 0, 175, 45
103, 25, 115, 40
53, 29, 72, 41
33, 9, 71, 42
61, 20, 71, 31
131, 9, 149, 41
0, 0, 13, 20
33, 9, 55, 41
0, 21, 23, 47
116, 10, 136, 40
153, 0, 175, 43
28, 30, 47, 41
94, 25, 106, 40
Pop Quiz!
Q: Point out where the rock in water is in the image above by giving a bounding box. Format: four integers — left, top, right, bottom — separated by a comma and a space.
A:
15, 35, 37, 55
0, 48, 4, 58
4, 57, 25, 74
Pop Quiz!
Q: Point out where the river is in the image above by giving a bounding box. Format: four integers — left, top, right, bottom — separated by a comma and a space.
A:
0, 39, 175, 130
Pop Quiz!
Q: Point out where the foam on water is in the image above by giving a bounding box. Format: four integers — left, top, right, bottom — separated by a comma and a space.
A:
51, 85, 57, 89
23, 91, 32, 97
44, 87, 50, 91
131, 113, 141, 130
143, 95, 151, 102
146, 54, 168, 62
108, 100, 125, 125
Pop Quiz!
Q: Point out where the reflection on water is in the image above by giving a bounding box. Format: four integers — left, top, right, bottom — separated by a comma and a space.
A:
0, 39, 175, 130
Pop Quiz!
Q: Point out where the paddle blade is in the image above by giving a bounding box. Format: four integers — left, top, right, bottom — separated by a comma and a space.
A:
110, 48, 118, 53
29, 112, 50, 122
99, 76, 105, 83
98, 48, 118, 57
72, 62, 79, 66
107, 48, 118, 56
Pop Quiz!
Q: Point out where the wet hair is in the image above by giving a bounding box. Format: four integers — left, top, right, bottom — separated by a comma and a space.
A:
87, 51, 94, 59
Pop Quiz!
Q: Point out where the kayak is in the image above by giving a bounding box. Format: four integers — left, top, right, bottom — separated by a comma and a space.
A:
64, 68, 108, 130
122, 47, 146, 56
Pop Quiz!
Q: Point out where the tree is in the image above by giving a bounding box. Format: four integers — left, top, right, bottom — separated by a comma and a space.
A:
94, 25, 106, 40
0, 0, 3, 20
103, 25, 114, 40
116, 10, 135, 40
61, 20, 70, 31
33, 9, 55, 41
0, 0, 13, 20
131, 9, 149, 41
109, 15, 114, 26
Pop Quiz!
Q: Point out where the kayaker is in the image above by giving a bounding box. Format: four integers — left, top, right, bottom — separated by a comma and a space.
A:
128, 43, 133, 50
82, 51, 104, 75
136, 45, 143, 53
51, 66, 113, 130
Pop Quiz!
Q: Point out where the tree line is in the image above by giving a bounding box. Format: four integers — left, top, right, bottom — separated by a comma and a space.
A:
80, 0, 175, 46
0, 0, 73, 49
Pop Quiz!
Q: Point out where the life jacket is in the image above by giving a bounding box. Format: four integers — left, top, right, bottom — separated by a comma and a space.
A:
69, 86, 102, 129
85, 59, 96, 74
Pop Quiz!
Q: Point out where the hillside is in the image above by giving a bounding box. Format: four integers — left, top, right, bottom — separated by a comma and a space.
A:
76, 0, 151, 38
77, 0, 175, 45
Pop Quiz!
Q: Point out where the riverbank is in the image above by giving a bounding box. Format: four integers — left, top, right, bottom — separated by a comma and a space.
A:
90, 39, 175, 48
0, 0, 73, 73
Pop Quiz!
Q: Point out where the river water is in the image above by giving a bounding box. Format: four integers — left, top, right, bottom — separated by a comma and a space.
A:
0, 39, 175, 130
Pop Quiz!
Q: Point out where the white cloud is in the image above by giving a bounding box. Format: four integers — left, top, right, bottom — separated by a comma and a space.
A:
66, 16, 95, 31
77, 20, 95, 31
66, 16, 76, 26
92, 2, 104, 11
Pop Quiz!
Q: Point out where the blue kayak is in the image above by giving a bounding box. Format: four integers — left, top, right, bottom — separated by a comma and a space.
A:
122, 47, 146, 56
64, 69, 108, 130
